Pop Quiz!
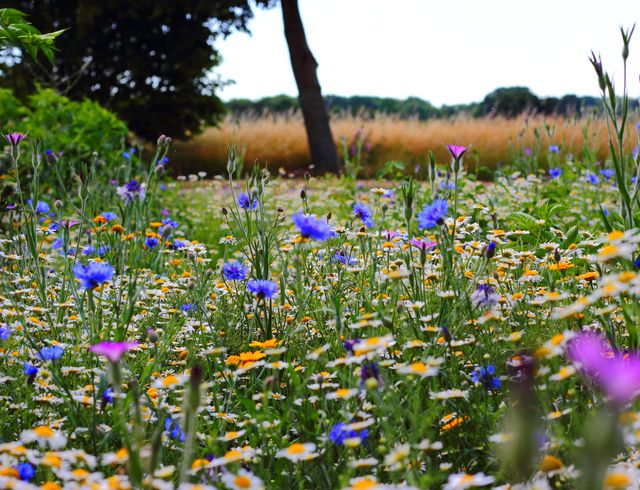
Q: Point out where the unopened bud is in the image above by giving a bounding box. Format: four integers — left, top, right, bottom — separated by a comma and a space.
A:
365, 377, 379, 390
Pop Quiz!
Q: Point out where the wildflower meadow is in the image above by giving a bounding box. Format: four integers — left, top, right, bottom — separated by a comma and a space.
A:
2, 5, 640, 490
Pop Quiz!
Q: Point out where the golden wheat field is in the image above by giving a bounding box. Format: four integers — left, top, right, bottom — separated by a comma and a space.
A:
171, 112, 638, 177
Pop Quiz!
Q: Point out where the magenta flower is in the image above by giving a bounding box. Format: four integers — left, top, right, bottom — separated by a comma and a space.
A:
89, 341, 138, 363
410, 238, 437, 250
446, 144, 468, 160
5, 132, 26, 146
567, 332, 640, 404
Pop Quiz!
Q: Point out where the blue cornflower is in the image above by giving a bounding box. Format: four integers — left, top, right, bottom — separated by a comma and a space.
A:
548, 145, 560, 154
164, 417, 185, 442
328, 423, 348, 445
585, 171, 599, 185
600, 168, 615, 180
471, 283, 500, 308
103, 387, 114, 404
238, 192, 257, 210
27, 199, 50, 214
0, 324, 10, 341
328, 422, 369, 446
484, 241, 497, 259
23, 362, 38, 376
333, 250, 356, 266
634, 256, 640, 269
36, 346, 64, 361
16, 462, 35, 481
36, 200, 49, 214
549, 167, 562, 179
471, 365, 502, 390
343, 338, 360, 354
172, 239, 187, 249
82, 245, 95, 256
223, 260, 247, 281
292, 212, 331, 241
102, 212, 118, 221
417, 199, 448, 229
182, 303, 196, 312
73, 261, 114, 289
360, 362, 381, 388
247, 279, 278, 299
144, 236, 159, 249
353, 203, 374, 227
162, 217, 179, 229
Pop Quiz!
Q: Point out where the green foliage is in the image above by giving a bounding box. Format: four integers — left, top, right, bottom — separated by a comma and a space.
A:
227, 90, 603, 120
20, 87, 128, 159
0, 8, 64, 61
0, 0, 274, 141
0, 87, 24, 122
0, 86, 128, 195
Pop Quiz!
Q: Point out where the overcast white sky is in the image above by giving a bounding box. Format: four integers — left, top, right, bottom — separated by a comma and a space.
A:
213, 0, 640, 106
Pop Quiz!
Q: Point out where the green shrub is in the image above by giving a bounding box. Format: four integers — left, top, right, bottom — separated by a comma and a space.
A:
0, 86, 129, 196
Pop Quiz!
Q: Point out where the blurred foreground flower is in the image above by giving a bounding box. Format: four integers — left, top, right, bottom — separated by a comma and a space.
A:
567, 332, 640, 405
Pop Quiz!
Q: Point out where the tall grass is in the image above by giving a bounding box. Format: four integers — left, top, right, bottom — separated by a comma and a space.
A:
171, 112, 638, 177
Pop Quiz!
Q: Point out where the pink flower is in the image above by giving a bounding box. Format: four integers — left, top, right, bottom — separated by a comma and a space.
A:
89, 341, 138, 363
567, 332, 640, 404
60, 219, 80, 229
567, 332, 609, 374
5, 132, 26, 146
447, 144, 468, 160
410, 238, 437, 250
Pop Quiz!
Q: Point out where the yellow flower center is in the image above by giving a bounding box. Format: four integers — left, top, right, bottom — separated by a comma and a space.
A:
162, 375, 179, 387
33, 425, 54, 438
234, 476, 253, 489
287, 443, 306, 454
352, 479, 377, 489
604, 472, 630, 489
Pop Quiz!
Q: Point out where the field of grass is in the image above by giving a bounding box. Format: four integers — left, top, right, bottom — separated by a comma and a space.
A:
172, 112, 638, 178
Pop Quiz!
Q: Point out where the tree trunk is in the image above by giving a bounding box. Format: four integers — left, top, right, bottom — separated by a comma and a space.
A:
281, 0, 339, 174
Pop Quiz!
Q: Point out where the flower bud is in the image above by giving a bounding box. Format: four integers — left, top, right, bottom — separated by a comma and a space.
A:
365, 377, 379, 390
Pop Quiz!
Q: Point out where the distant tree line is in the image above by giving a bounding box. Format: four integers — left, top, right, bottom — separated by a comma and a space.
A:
227, 87, 602, 119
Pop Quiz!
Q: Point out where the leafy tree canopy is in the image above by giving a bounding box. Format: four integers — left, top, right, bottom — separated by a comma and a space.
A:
226, 90, 601, 119
0, 8, 64, 62
0, 1, 273, 141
